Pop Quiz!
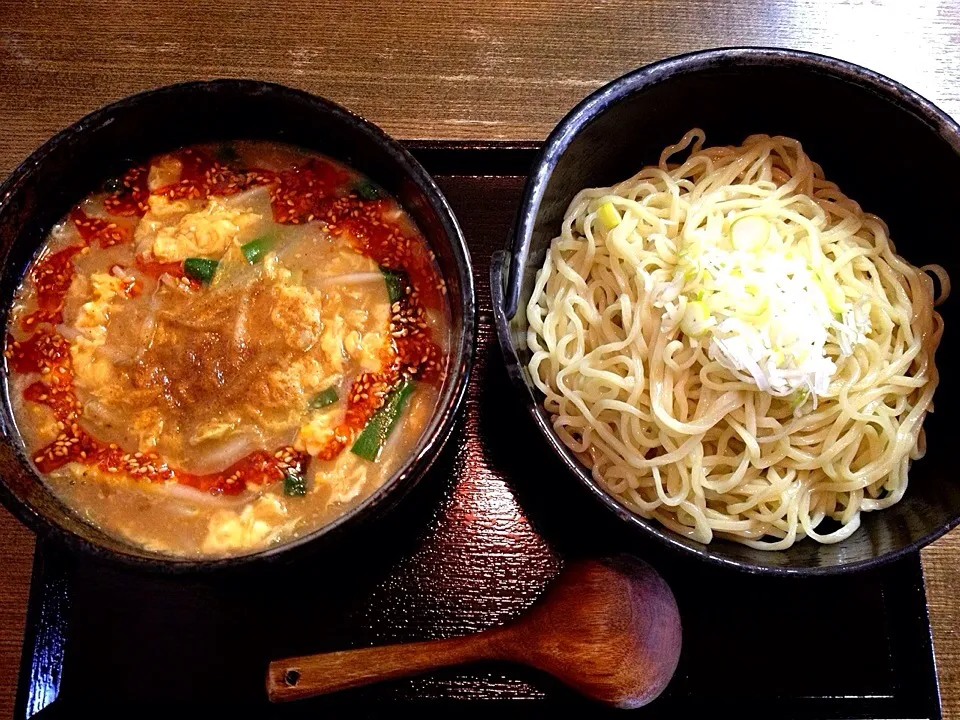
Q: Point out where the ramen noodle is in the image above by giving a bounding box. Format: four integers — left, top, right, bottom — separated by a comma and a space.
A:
526, 129, 947, 549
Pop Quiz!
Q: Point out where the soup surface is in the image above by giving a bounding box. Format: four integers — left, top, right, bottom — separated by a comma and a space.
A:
6, 141, 449, 558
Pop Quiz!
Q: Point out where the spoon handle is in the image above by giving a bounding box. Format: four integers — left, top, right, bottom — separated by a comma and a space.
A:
266, 631, 505, 702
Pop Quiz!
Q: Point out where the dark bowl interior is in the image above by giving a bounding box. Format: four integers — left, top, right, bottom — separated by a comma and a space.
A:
0, 80, 474, 571
495, 48, 960, 574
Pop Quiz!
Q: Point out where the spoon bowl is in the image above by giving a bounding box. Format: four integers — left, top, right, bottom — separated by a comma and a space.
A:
509, 555, 682, 708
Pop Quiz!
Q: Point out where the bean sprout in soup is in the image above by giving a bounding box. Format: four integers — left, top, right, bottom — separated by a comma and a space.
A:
5, 141, 449, 558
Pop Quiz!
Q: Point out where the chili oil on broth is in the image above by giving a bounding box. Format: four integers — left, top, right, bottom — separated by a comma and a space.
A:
6, 141, 449, 559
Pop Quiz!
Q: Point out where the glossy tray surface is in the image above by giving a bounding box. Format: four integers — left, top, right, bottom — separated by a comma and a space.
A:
15, 144, 941, 719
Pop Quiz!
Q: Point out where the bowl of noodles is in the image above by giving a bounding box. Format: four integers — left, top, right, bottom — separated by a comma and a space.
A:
492, 47, 960, 573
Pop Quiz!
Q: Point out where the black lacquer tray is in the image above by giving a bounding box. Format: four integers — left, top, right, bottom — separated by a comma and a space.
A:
15, 144, 942, 719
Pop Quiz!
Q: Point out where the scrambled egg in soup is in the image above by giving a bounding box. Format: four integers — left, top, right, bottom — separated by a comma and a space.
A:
7, 141, 448, 558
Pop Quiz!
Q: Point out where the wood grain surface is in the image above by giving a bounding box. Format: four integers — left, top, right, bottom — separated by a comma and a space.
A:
1, 0, 959, 717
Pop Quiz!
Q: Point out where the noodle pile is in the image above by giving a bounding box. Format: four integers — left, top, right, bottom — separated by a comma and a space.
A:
526, 129, 948, 549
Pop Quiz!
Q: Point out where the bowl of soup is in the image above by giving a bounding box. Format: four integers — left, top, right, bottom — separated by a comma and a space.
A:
0, 80, 474, 569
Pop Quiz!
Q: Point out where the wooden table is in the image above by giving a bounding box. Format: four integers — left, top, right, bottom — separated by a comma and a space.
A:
1, 0, 959, 716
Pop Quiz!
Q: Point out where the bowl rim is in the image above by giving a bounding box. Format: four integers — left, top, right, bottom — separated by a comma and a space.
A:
0, 78, 476, 573
494, 46, 960, 576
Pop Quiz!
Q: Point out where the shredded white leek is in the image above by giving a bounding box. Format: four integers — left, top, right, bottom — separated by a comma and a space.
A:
652, 212, 872, 403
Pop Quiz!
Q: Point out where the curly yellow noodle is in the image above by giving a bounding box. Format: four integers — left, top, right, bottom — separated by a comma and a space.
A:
526, 129, 947, 549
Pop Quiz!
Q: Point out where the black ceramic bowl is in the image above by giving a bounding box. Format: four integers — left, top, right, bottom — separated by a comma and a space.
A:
0, 80, 475, 571
492, 47, 960, 575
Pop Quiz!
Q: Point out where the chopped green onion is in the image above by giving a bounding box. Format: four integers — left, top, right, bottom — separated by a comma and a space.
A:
351, 379, 415, 462
380, 266, 407, 304
680, 300, 712, 337
283, 473, 307, 497
183, 258, 219, 283
103, 177, 122, 193
354, 180, 380, 200
790, 387, 810, 411
241, 235, 272, 264
309, 387, 339, 410
596, 201, 621, 230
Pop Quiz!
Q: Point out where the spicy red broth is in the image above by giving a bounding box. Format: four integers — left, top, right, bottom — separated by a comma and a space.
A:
6, 141, 449, 557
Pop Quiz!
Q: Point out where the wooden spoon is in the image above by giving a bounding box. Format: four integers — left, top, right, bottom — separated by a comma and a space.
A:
266, 555, 682, 708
